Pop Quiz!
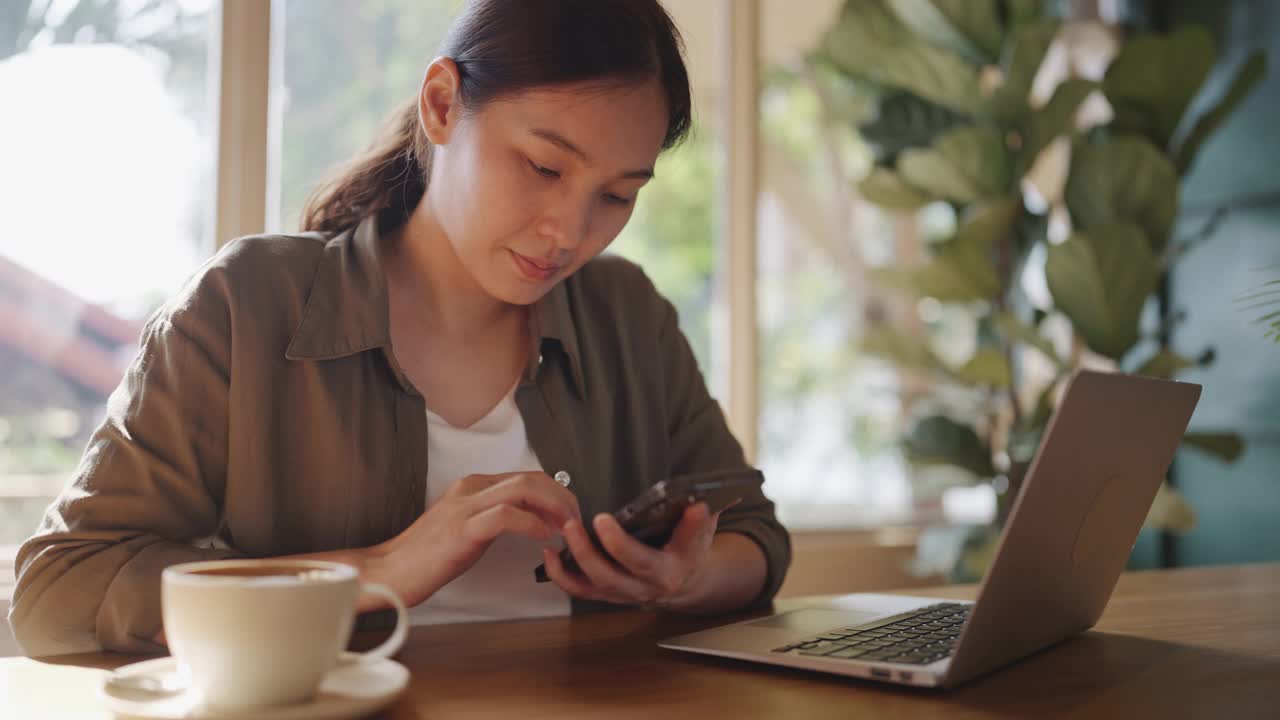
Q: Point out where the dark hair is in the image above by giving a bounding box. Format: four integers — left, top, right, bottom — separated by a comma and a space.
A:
301, 0, 692, 234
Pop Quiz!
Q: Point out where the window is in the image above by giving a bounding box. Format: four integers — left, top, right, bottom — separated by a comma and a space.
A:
0, 0, 218, 548
610, 129, 719, 389
756, 0, 912, 525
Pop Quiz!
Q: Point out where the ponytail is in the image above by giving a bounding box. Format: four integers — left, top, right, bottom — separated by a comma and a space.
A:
299, 99, 431, 234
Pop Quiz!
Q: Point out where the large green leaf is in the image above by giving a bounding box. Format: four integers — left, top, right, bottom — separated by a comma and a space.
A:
1065, 137, 1179, 251
935, 124, 1012, 196
899, 147, 981, 202
904, 416, 997, 478
1020, 79, 1097, 176
932, 0, 1003, 62
1175, 52, 1267, 173
994, 311, 1065, 368
911, 233, 1001, 301
861, 326, 946, 373
886, 0, 1001, 65
1135, 349, 1197, 379
989, 18, 1060, 124
858, 167, 933, 209
953, 347, 1012, 387
859, 91, 966, 164
804, 61, 880, 127
1182, 432, 1245, 463
889, 197, 1015, 300
899, 125, 1010, 202
1046, 222, 1157, 359
955, 196, 1021, 250
1002, 0, 1044, 30
823, 0, 984, 115
1103, 27, 1216, 151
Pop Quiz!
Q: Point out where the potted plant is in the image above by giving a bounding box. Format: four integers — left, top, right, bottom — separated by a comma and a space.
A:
815, 0, 1263, 579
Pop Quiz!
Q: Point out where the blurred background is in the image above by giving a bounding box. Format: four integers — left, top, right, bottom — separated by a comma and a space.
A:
1, 0, 1277, 639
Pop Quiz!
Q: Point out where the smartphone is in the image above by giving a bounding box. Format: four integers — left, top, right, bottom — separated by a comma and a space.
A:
533, 470, 762, 583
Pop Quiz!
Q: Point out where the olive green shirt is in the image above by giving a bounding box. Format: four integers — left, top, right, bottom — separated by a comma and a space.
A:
9, 214, 790, 656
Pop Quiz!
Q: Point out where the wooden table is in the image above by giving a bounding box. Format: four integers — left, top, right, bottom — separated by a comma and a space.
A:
4, 564, 1278, 719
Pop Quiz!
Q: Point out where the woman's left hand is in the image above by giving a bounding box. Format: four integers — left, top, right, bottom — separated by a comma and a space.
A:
541, 502, 720, 609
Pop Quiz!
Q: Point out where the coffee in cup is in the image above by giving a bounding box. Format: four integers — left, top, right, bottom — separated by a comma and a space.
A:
161, 559, 407, 710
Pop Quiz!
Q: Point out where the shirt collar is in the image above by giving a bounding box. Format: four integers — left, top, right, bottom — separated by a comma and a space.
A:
286, 213, 586, 397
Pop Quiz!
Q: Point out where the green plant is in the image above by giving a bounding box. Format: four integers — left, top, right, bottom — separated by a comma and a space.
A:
1240, 272, 1280, 342
817, 0, 1263, 579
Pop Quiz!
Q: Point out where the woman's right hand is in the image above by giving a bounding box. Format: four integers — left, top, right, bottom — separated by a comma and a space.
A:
373, 471, 580, 607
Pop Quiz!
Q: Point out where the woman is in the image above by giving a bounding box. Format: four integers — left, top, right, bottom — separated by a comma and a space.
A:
10, 0, 790, 656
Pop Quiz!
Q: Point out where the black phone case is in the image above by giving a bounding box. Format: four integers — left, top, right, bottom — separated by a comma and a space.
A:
533, 471, 762, 583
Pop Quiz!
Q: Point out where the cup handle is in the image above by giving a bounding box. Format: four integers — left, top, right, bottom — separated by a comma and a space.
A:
351, 582, 409, 662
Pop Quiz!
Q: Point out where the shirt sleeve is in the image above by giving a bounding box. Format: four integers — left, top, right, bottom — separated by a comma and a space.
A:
9, 302, 244, 656
655, 294, 792, 607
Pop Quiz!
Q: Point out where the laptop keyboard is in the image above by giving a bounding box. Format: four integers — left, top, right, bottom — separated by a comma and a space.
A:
771, 602, 970, 666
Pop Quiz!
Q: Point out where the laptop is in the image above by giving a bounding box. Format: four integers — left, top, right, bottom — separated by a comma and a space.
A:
660, 369, 1201, 688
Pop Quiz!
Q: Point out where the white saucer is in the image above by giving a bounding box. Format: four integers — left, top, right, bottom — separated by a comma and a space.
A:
99, 653, 409, 719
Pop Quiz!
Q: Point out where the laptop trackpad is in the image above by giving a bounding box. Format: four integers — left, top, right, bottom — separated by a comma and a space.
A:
746, 608, 887, 633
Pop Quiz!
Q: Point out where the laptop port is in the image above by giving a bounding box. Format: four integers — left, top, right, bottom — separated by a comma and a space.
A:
870, 668, 891, 679
899, 671, 914, 681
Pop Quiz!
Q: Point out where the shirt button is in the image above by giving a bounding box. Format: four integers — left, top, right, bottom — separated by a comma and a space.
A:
554, 471, 571, 488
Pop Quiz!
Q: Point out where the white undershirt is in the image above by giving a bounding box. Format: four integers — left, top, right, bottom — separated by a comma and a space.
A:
407, 380, 571, 625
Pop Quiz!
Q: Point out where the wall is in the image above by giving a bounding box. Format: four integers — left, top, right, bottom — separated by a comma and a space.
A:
1162, 0, 1280, 566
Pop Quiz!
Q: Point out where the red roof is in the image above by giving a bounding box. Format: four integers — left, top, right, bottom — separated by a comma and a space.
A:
0, 254, 143, 397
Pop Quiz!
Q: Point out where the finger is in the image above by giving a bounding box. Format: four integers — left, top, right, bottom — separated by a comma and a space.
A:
592, 512, 667, 583
500, 472, 581, 520
455, 472, 579, 513
464, 504, 560, 544
472, 473, 581, 525
541, 547, 606, 602
664, 502, 717, 555
562, 518, 655, 602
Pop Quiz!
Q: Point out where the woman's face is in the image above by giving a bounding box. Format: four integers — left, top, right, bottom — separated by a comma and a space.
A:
422, 67, 669, 306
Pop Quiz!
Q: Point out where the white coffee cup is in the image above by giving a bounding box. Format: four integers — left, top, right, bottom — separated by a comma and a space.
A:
161, 559, 408, 710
